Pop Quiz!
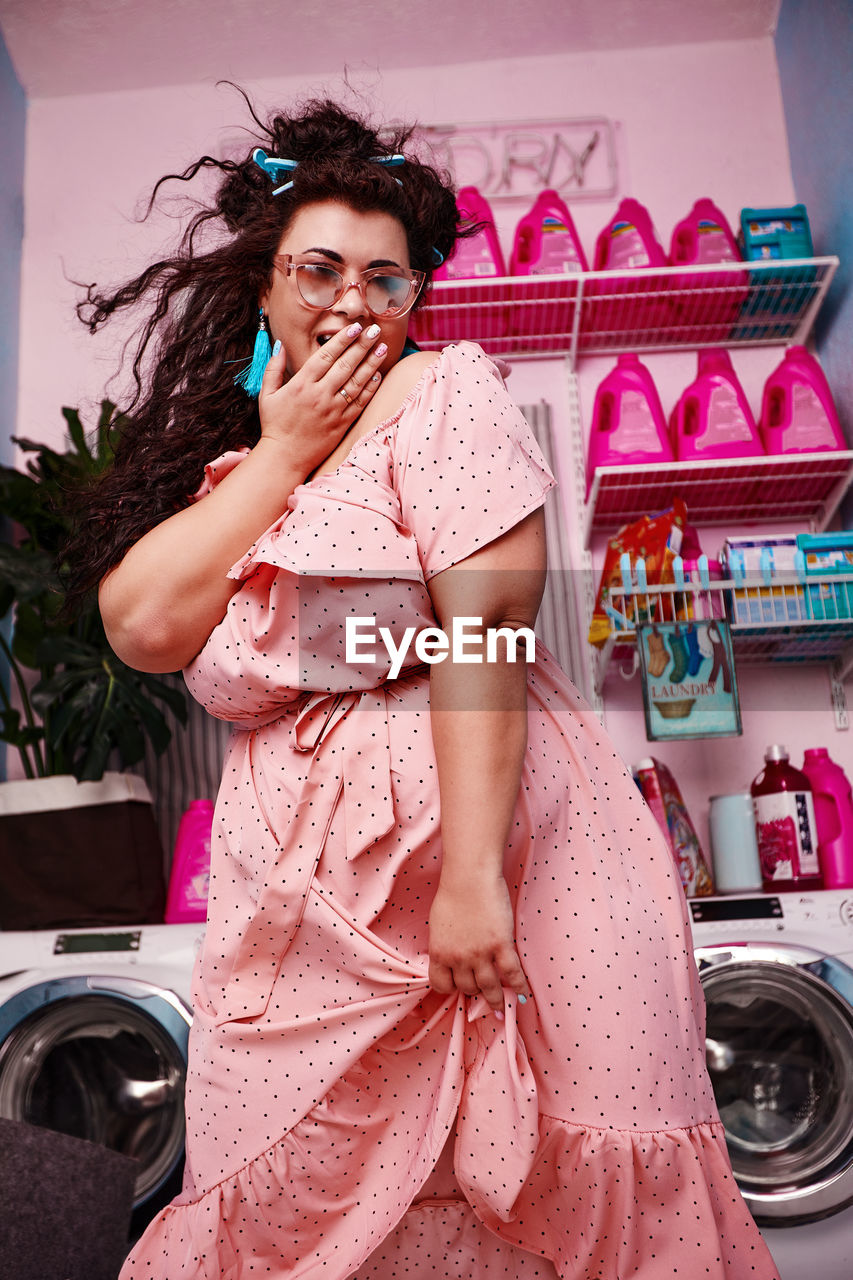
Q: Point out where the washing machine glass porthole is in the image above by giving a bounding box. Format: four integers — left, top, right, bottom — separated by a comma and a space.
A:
700, 960, 853, 1198
0, 993, 187, 1206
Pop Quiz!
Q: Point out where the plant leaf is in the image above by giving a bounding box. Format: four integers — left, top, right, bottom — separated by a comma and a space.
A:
0, 403, 190, 780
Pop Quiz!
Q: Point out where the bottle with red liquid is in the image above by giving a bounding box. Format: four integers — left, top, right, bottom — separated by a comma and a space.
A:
750, 745, 822, 891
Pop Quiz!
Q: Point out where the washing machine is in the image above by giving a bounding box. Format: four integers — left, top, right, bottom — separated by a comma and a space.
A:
688, 888, 853, 1280
0, 921, 203, 1238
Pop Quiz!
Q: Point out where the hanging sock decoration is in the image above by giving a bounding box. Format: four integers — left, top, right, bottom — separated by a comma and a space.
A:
685, 624, 703, 677
706, 623, 733, 694
665, 628, 689, 684
234, 309, 272, 398
646, 628, 669, 679
638, 620, 742, 741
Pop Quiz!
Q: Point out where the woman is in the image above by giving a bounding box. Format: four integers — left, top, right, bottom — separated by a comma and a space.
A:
69, 95, 779, 1278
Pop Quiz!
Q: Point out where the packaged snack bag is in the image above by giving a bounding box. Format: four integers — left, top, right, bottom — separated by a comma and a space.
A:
589, 499, 689, 648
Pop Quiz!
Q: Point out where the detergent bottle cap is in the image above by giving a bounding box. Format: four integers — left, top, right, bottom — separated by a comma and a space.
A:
765, 744, 789, 762
698, 348, 734, 374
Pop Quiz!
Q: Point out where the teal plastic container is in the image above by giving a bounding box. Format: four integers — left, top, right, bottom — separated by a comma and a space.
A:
739, 204, 814, 260
796, 532, 853, 621
735, 204, 816, 339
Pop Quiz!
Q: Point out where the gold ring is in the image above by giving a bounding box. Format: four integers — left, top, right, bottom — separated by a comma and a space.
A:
339, 387, 353, 405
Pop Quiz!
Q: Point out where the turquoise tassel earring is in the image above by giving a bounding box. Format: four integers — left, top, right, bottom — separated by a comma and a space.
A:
234, 309, 272, 397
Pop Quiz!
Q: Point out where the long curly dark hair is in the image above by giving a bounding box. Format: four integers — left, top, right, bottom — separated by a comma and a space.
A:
64, 89, 466, 613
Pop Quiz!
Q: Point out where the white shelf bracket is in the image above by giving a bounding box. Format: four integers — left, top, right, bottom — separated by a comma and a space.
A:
565, 356, 604, 720
830, 659, 850, 731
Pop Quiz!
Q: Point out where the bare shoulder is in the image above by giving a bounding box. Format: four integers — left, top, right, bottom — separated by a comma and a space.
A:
358, 349, 441, 435
382, 349, 441, 399
371, 348, 438, 412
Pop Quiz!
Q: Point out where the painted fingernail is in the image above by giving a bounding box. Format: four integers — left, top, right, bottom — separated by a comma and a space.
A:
518, 994, 528, 1004
371, 372, 381, 382
374, 342, 388, 358
347, 323, 363, 338
365, 323, 381, 339
272, 339, 282, 356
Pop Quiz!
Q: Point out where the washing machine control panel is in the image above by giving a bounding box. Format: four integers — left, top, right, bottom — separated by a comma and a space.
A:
53, 930, 142, 954
690, 896, 783, 925
689, 889, 853, 951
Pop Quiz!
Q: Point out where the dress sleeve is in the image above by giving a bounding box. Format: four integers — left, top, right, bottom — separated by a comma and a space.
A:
189, 448, 251, 502
391, 342, 557, 579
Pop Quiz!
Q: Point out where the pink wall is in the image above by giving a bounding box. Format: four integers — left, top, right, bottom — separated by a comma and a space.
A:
17, 37, 851, 850
21, 39, 792, 439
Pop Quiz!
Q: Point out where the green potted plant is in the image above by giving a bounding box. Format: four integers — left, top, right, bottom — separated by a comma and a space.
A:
0, 401, 188, 928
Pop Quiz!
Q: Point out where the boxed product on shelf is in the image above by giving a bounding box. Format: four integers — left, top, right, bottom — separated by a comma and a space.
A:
720, 534, 805, 623
734, 204, 817, 340
796, 531, 853, 620
633, 757, 715, 897
739, 204, 814, 261
589, 500, 688, 647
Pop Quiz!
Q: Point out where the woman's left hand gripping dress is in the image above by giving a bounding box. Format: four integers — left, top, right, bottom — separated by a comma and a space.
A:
119, 343, 560, 1280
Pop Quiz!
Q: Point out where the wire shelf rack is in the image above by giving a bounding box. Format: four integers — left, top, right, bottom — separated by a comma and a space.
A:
409, 258, 839, 364
593, 566, 853, 697
584, 451, 853, 543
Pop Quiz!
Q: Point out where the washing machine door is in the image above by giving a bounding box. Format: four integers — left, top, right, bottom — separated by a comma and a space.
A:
696, 942, 853, 1225
0, 972, 191, 1223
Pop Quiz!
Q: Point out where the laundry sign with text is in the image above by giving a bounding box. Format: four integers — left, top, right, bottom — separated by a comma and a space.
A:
637, 619, 742, 741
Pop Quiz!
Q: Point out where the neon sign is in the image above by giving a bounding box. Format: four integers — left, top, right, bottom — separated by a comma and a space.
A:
414, 118, 617, 202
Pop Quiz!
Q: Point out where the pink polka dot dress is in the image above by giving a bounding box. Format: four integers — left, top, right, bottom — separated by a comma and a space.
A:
120, 344, 779, 1278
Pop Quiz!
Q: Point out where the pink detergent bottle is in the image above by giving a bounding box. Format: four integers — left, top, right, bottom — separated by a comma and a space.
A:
594, 197, 668, 272
669, 198, 747, 342
751, 745, 822, 892
759, 346, 847, 454
586, 354, 673, 495
801, 748, 853, 888
164, 799, 214, 924
434, 186, 505, 281
670, 198, 742, 267
670, 349, 764, 461
429, 186, 507, 343
588, 197, 670, 336
509, 190, 588, 275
